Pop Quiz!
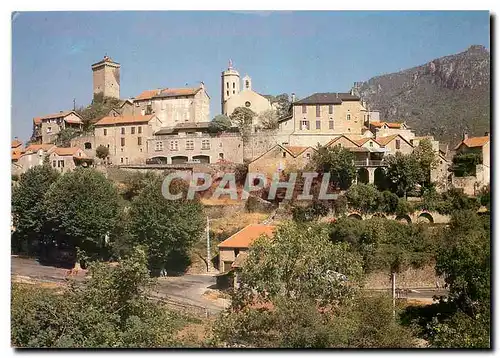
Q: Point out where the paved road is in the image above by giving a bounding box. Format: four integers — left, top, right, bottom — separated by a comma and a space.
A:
11, 256, 227, 314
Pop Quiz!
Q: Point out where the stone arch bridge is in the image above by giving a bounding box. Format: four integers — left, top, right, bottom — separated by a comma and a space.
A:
342, 210, 450, 224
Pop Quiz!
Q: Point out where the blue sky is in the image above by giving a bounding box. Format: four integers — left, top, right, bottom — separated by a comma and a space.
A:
12, 11, 489, 142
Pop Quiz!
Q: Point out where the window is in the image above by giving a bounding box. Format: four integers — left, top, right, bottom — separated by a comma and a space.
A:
186, 140, 194, 150
328, 105, 333, 114
125, 157, 128, 164
346, 114, 351, 121
84, 142, 92, 150
155, 141, 163, 151
301, 120, 309, 130
329, 121, 334, 130
245, 80, 249, 88
131, 127, 135, 134
57, 160, 64, 168
227, 82, 229, 89
219, 142, 223, 147
219, 153, 224, 159
170, 140, 179, 151
121, 127, 125, 135
138, 137, 142, 146
306, 153, 311, 159
52, 160, 56, 168
316, 121, 321, 130
47, 127, 52, 133
120, 157, 124, 164
302, 105, 307, 114
227, 91, 229, 96
201, 139, 210, 150
245, 101, 251, 108
146, 104, 153, 115
103, 128, 107, 136
395, 139, 401, 150
369, 141, 373, 147
121, 138, 125, 147
316, 105, 321, 117
282, 151, 286, 158
138, 126, 142, 134
233, 82, 235, 89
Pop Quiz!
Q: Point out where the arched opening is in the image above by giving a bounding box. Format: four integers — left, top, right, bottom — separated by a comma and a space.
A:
395, 215, 412, 224
84, 142, 92, 150
372, 213, 386, 219
417, 212, 434, 224
171, 156, 189, 165
147, 156, 169, 165
374, 167, 388, 190
357, 168, 369, 184
347, 213, 363, 220
192, 155, 210, 164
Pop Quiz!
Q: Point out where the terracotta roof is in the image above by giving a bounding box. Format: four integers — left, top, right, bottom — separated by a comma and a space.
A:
95, 114, 156, 126
52, 147, 87, 157
370, 121, 404, 129
24, 143, 56, 153
218, 224, 276, 249
327, 135, 361, 148
455, 136, 490, 150
134, 87, 201, 101
294, 92, 360, 105
33, 111, 82, 125
11, 149, 23, 161
353, 137, 372, 146
374, 134, 399, 146
282, 145, 310, 157
11, 139, 22, 149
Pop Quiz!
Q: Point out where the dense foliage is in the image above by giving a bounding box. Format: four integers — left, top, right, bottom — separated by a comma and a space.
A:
95, 145, 110, 160
311, 144, 356, 190
76, 94, 122, 131
127, 176, 205, 275
230, 107, 256, 140
11, 164, 60, 255
43, 168, 120, 262
11, 248, 190, 348
208, 114, 232, 133
450, 151, 482, 177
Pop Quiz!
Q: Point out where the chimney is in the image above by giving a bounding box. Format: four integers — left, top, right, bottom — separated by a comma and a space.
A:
291, 93, 296, 103
462, 131, 468, 141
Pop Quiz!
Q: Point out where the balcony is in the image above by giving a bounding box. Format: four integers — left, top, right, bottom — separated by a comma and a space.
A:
353, 159, 386, 167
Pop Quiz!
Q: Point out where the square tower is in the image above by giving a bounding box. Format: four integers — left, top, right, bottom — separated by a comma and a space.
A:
92, 56, 121, 100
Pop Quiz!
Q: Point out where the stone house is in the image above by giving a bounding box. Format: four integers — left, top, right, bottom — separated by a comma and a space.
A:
369, 121, 414, 141
121, 84, 210, 127
218, 224, 276, 273
277, 92, 374, 147
248, 144, 316, 180
16, 144, 57, 172
93, 114, 164, 165
32, 111, 84, 144
147, 123, 244, 164
48, 147, 93, 174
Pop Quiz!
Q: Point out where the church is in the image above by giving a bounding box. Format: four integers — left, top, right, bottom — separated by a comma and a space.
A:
220, 60, 274, 117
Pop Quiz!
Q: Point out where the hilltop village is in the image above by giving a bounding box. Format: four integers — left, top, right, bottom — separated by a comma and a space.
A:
12, 55, 490, 194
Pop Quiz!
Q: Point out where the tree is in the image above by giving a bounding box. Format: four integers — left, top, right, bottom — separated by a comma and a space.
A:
413, 139, 438, 186
211, 222, 416, 348
55, 128, 82, 147
230, 107, 256, 140
208, 114, 232, 133
43, 168, 120, 261
95, 145, 110, 160
450, 152, 482, 177
128, 176, 205, 275
11, 164, 60, 255
76, 95, 122, 131
345, 183, 381, 214
311, 145, 356, 190
385, 152, 424, 198
257, 109, 279, 130
11, 248, 184, 348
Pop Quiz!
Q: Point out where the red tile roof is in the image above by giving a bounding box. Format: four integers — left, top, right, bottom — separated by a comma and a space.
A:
218, 224, 276, 249
24, 144, 56, 153
94, 114, 155, 126
52, 147, 87, 157
282, 145, 310, 157
370, 121, 404, 129
33, 111, 82, 125
11, 139, 22, 149
374, 134, 399, 146
134, 87, 201, 101
11, 149, 23, 161
326, 135, 360, 148
455, 136, 490, 150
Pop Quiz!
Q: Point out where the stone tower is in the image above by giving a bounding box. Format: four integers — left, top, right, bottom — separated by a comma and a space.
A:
92, 55, 121, 100
242, 74, 252, 91
221, 59, 240, 114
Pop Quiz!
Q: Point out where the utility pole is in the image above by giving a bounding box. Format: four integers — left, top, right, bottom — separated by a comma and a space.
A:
206, 216, 211, 272
391, 272, 396, 319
